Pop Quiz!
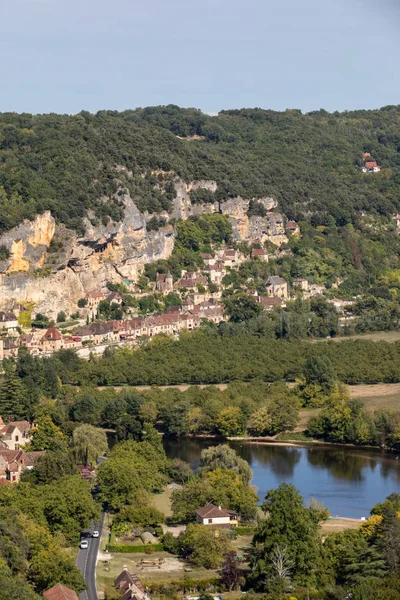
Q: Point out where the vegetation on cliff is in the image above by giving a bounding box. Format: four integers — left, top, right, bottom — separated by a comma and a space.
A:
2, 105, 400, 233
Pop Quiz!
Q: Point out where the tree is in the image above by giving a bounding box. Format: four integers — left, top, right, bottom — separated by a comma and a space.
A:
29, 416, 68, 451
247, 406, 272, 436
221, 551, 243, 590
216, 406, 246, 437
268, 395, 300, 434
57, 311, 66, 323
113, 505, 165, 528
303, 356, 336, 394
33, 450, 77, 484
181, 523, 232, 568
28, 545, 85, 593
77, 298, 88, 308
0, 360, 29, 419
224, 293, 262, 323
199, 444, 252, 485
168, 458, 194, 484
250, 483, 323, 590
0, 570, 41, 600
39, 475, 99, 543
71, 424, 108, 466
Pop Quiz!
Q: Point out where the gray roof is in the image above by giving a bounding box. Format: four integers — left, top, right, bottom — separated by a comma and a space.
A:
266, 276, 287, 285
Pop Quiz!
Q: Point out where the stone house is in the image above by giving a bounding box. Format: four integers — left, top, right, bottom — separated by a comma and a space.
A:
218, 248, 245, 268
266, 276, 288, 299
41, 327, 63, 352
203, 262, 225, 284
177, 273, 208, 290
85, 290, 107, 310
256, 296, 283, 311
0, 448, 43, 483
200, 253, 217, 266
251, 248, 269, 261
286, 220, 300, 237
155, 272, 173, 293
19, 333, 40, 354
73, 326, 94, 343
2, 338, 18, 358
196, 502, 238, 527
0, 311, 18, 332
106, 291, 123, 305
89, 321, 118, 344
0, 418, 32, 450
292, 278, 309, 292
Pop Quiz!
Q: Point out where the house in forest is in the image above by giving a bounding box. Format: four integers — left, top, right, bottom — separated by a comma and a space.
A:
286, 220, 300, 237
196, 502, 238, 527
361, 161, 381, 173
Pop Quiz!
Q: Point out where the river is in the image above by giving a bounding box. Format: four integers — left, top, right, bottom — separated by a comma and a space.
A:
163, 438, 400, 518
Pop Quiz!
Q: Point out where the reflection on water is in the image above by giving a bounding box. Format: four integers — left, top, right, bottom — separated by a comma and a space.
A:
163, 437, 400, 518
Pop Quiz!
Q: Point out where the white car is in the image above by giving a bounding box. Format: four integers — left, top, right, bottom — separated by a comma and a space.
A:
92, 531, 99, 538
80, 540, 89, 549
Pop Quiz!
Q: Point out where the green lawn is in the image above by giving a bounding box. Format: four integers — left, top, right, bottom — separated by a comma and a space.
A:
152, 488, 173, 518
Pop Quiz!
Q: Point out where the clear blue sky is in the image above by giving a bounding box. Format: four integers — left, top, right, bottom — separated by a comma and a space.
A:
1, 0, 399, 115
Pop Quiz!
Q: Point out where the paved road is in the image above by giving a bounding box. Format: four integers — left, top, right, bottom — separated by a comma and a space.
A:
76, 514, 105, 600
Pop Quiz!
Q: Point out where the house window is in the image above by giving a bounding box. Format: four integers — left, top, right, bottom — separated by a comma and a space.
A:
208, 519, 212, 524
15, 436, 19, 442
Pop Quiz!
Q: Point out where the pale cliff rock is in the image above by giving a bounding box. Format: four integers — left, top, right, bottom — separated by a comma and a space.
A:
220, 197, 287, 245
0, 181, 286, 317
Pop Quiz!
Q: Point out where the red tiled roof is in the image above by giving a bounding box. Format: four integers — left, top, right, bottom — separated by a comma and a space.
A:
41, 327, 62, 342
286, 220, 298, 229
365, 161, 377, 168
43, 584, 79, 600
196, 502, 235, 519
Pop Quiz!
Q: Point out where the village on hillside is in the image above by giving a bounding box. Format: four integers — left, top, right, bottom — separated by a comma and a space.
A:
0, 235, 354, 361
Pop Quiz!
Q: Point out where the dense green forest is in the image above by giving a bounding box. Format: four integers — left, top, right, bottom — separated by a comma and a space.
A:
2, 105, 400, 232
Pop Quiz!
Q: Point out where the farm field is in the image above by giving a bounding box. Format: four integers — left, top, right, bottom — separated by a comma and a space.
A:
348, 382, 400, 412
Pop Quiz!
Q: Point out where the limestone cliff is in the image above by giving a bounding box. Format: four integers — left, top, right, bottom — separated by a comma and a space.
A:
0, 180, 288, 317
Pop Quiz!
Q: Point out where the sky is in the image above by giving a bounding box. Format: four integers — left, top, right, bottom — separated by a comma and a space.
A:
0, 0, 399, 115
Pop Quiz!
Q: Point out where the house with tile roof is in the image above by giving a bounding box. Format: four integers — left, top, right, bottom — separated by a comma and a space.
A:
0, 418, 32, 450
41, 327, 63, 352
114, 569, 151, 600
361, 161, 381, 173
195, 502, 238, 527
43, 583, 79, 600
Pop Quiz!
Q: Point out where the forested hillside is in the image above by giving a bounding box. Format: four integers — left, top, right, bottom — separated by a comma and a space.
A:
1, 105, 400, 232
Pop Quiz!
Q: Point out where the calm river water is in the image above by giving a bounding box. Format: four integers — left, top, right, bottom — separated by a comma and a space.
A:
163, 438, 400, 518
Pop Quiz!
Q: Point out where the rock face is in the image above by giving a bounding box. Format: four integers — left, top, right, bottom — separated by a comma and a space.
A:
0, 181, 287, 317
220, 197, 287, 246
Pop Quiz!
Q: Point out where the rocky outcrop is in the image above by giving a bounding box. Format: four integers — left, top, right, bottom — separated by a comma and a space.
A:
220, 197, 287, 245
0, 212, 56, 274
0, 181, 287, 317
